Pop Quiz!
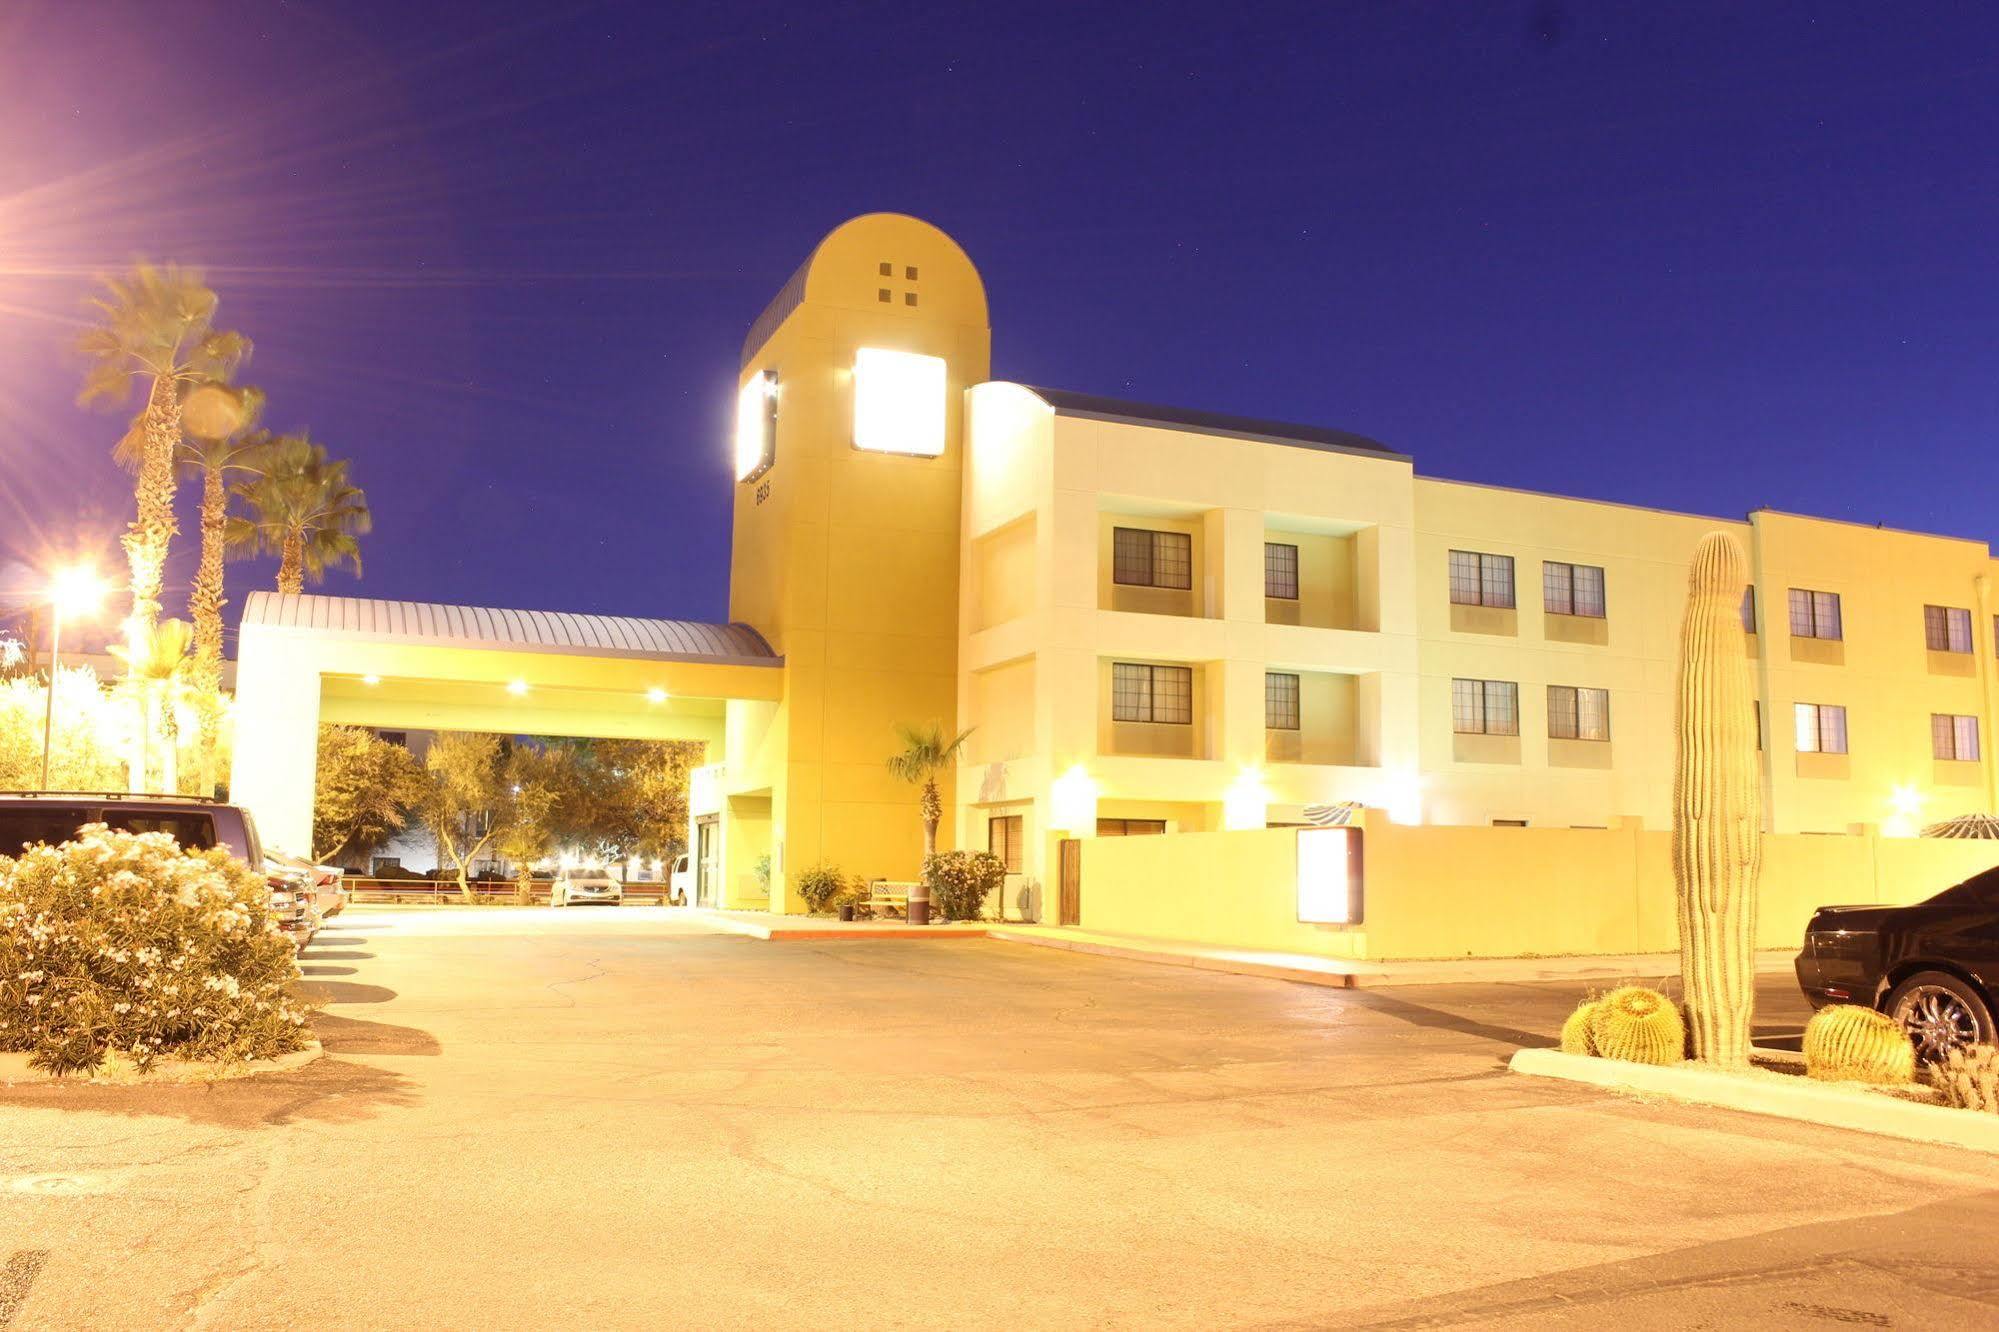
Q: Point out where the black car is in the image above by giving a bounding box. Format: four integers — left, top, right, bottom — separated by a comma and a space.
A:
1796, 866, 1999, 1062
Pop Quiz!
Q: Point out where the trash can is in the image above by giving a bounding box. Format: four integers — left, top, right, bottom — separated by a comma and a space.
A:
907, 881, 930, 926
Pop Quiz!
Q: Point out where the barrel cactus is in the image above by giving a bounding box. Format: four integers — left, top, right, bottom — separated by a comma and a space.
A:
1560, 999, 1599, 1055
1931, 1044, 1999, 1113
1588, 986, 1685, 1065
1672, 532, 1763, 1068
1802, 1005, 1916, 1085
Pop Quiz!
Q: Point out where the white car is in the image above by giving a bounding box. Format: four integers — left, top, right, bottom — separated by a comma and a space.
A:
551, 871, 622, 907
669, 854, 692, 905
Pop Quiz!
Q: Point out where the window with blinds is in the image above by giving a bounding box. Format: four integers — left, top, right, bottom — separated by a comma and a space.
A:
1264, 543, 1299, 599
1788, 588, 1842, 640
1547, 685, 1610, 741
1448, 550, 1515, 608
1794, 702, 1848, 754
1543, 562, 1606, 617
1265, 672, 1301, 730
1933, 714, 1980, 761
1924, 604, 1973, 653
1111, 663, 1193, 724
1452, 678, 1520, 735
1112, 527, 1192, 590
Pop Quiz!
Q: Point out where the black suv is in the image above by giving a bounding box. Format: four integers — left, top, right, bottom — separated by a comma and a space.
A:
0, 792, 313, 940
1796, 866, 1999, 1062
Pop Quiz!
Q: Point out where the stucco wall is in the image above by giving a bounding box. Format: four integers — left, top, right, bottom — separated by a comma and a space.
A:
1077, 814, 1999, 960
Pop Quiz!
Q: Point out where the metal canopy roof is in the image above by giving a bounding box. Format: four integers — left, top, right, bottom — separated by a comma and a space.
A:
241, 592, 780, 667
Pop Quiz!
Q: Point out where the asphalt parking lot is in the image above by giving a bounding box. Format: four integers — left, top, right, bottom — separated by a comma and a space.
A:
2, 908, 1995, 1329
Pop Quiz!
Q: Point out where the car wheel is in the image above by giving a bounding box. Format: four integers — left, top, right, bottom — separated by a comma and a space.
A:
1886, 970, 1995, 1063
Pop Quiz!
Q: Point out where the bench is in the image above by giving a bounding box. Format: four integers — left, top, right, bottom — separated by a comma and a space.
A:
867, 879, 920, 918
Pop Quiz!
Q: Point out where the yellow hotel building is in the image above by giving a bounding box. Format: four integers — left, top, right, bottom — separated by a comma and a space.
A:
698, 211, 1999, 916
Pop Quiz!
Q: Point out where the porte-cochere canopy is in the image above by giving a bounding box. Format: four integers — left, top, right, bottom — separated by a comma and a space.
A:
230, 593, 783, 857
239, 592, 778, 666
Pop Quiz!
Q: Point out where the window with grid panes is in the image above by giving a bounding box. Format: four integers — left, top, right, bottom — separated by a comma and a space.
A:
987, 815, 1023, 873
1794, 703, 1848, 754
1788, 588, 1842, 639
1547, 686, 1610, 741
1741, 587, 1758, 634
1448, 550, 1515, 608
1924, 605, 1973, 653
1111, 662, 1193, 724
1452, 678, 1519, 735
1264, 543, 1299, 599
1265, 672, 1300, 730
1543, 562, 1606, 617
1933, 714, 1981, 761
1111, 527, 1192, 590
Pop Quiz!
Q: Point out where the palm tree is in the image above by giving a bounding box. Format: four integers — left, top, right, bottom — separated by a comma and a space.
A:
885, 721, 975, 860
176, 386, 265, 794
230, 433, 371, 594
110, 619, 194, 793
78, 264, 249, 649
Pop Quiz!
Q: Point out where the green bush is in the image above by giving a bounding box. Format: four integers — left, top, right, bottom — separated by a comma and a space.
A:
795, 863, 849, 913
924, 850, 1006, 922
0, 825, 310, 1075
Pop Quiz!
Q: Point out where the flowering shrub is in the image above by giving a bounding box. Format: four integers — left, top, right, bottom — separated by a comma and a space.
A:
924, 850, 1006, 922
0, 825, 308, 1075
795, 863, 850, 913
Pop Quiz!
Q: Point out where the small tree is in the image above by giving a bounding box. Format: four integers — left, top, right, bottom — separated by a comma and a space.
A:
494, 745, 573, 903
886, 721, 974, 860
421, 732, 506, 902
313, 726, 427, 864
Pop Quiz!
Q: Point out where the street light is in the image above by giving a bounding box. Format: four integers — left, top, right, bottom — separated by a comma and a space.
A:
40, 566, 109, 789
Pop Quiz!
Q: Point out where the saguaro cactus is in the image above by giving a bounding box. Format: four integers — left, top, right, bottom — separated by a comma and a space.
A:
1673, 533, 1763, 1068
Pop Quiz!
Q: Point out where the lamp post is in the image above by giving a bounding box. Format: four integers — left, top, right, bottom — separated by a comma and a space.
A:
38, 567, 109, 790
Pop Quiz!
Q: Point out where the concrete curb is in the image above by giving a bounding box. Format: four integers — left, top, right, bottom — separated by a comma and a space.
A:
0, 1039, 325, 1087
1509, 1046, 1999, 1154
691, 913, 989, 942
988, 929, 1362, 987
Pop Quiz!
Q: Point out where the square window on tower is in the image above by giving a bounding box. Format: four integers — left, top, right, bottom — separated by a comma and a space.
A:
733, 370, 778, 481
852, 348, 946, 458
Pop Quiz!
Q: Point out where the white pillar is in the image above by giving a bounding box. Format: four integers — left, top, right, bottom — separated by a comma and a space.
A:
228, 629, 320, 856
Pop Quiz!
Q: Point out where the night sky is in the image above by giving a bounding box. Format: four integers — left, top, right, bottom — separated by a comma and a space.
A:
3, 1, 1997, 650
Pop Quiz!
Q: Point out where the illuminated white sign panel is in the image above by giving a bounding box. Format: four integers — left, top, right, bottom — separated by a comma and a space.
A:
853, 347, 946, 457
734, 370, 777, 482
1297, 827, 1362, 924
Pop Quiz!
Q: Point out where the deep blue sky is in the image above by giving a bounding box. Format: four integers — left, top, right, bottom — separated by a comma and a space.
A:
3, 1, 1997, 648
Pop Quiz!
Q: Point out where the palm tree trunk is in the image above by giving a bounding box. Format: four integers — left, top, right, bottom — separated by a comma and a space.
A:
121, 374, 181, 649
921, 779, 941, 859
190, 463, 228, 794
278, 531, 304, 596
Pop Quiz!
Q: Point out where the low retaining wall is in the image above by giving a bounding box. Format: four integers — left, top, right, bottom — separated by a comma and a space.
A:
1076, 813, 1999, 961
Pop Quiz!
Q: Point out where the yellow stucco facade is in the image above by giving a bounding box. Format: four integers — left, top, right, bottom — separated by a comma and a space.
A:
236, 212, 1999, 933
684, 212, 1999, 921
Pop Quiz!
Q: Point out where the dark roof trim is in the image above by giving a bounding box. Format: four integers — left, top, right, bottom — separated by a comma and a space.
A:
1024, 386, 1408, 462
742, 254, 813, 368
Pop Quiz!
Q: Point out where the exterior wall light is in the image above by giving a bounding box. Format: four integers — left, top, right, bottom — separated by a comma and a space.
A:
647, 687, 668, 704
734, 370, 778, 482
853, 347, 946, 458
362, 674, 381, 686
507, 679, 529, 696
1050, 764, 1098, 835
1222, 767, 1270, 831
1297, 827, 1363, 924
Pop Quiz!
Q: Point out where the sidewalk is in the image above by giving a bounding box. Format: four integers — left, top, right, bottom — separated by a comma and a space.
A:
986, 925, 1798, 990
684, 908, 989, 942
